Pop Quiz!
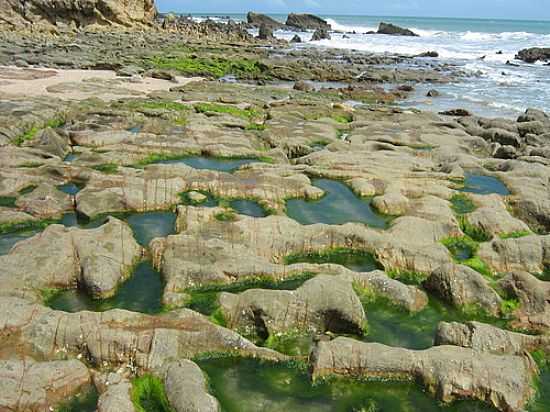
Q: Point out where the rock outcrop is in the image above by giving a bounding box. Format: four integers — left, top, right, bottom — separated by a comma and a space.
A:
310, 337, 537, 412
162, 360, 221, 412
0, 0, 157, 31
286, 13, 331, 31
423, 263, 502, 316
516, 47, 550, 63
377, 22, 419, 37
219, 275, 367, 338
436, 321, 550, 355
247, 12, 283, 30
311, 28, 331, 41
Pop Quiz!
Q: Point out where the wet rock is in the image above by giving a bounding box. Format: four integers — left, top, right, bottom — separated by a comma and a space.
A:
0, 359, 90, 411
290, 34, 302, 43
311, 28, 331, 41
149, 70, 177, 82
310, 337, 537, 412
498, 271, 550, 333
162, 360, 221, 412
482, 128, 522, 147
517, 120, 546, 136
417, 51, 439, 58
257, 24, 275, 40
247, 12, 284, 30
436, 321, 550, 355
377, 22, 419, 37
423, 263, 502, 316
515, 47, 550, 64
293, 80, 314, 92
492, 144, 515, 160
219, 275, 366, 337
285, 13, 331, 31
439, 108, 472, 117
426, 89, 440, 97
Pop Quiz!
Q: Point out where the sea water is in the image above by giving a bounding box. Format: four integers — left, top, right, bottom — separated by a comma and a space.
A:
191, 13, 550, 118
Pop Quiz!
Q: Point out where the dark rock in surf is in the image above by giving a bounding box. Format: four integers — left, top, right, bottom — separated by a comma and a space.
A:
257, 24, 275, 40
417, 51, 439, 58
377, 22, 419, 37
290, 34, 302, 43
311, 28, 331, 41
286, 13, 331, 31
515, 47, 550, 63
427, 89, 440, 97
247, 12, 284, 30
439, 109, 472, 117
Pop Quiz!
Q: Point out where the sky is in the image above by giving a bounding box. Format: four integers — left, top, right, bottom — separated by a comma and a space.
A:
155, 0, 550, 21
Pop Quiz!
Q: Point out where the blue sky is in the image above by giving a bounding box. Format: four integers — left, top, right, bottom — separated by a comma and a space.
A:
156, 0, 550, 20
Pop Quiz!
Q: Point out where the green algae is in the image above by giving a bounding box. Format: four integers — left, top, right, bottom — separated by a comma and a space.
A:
132, 374, 174, 412
92, 163, 119, 174
284, 247, 382, 273
47, 261, 164, 314
0, 196, 16, 207
196, 356, 493, 412
441, 236, 493, 279
450, 193, 476, 215
184, 273, 315, 316
499, 230, 532, 239
149, 55, 267, 79
55, 386, 98, 412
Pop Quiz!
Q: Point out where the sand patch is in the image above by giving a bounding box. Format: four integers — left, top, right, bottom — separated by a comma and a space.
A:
0, 66, 199, 101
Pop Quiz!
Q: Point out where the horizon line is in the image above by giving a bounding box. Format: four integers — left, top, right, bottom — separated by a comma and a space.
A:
157, 10, 550, 23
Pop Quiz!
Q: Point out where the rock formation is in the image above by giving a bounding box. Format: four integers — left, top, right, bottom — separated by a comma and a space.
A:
286, 13, 331, 31
0, 0, 157, 31
377, 22, 419, 36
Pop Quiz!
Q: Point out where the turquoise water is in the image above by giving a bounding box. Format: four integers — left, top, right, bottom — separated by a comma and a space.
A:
57, 182, 83, 195
0, 230, 38, 255
158, 156, 259, 172
286, 179, 390, 228
125, 211, 176, 246
230, 199, 267, 217
48, 261, 163, 313
461, 174, 510, 195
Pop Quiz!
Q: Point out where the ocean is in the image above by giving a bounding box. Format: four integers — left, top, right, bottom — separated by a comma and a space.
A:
191, 13, 550, 119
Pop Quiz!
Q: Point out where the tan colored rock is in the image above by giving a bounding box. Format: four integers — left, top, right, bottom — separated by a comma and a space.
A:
311, 337, 537, 412
0, 359, 90, 412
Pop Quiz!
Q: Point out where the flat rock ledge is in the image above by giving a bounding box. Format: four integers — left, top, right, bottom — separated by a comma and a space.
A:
310, 337, 537, 412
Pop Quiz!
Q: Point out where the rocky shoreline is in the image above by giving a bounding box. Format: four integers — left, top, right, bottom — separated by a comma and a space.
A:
0, 2, 550, 412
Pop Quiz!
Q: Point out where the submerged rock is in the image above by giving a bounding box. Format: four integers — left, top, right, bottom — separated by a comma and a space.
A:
310, 337, 537, 412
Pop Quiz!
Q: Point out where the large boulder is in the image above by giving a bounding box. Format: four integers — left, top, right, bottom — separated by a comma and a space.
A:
219, 275, 367, 337
285, 13, 331, 31
0, 0, 157, 31
247, 12, 283, 30
257, 23, 274, 40
310, 337, 537, 412
423, 263, 502, 316
377, 22, 419, 37
515, 47, 550, 63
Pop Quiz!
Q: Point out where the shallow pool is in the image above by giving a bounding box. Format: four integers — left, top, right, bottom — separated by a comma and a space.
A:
48, 261, 163, 314
286, 179, 390, 228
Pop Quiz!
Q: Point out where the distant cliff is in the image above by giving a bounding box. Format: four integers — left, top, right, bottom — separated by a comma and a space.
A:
0, 0, 157, 31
